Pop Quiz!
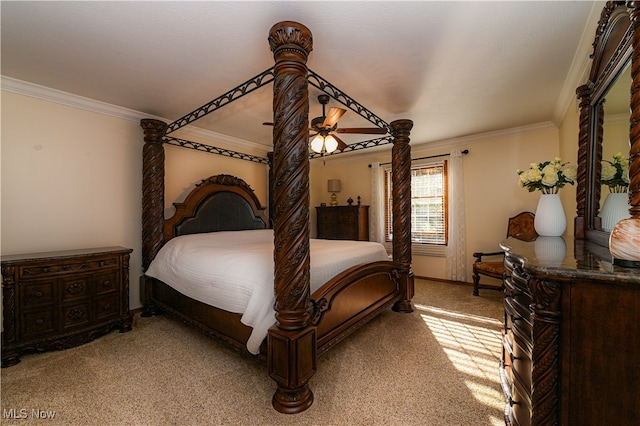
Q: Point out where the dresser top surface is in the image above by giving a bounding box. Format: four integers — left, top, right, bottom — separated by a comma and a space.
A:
1, 247, 132, 263
500, 236, 640, 284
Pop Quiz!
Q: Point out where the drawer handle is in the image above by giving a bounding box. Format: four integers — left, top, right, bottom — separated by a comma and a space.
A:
67, 309, 85, 320
103, 304, 112, 311
35, 318, 44, 325
102, 280, 111, 287
35, 291, 44, 298
67, 282, 84, 294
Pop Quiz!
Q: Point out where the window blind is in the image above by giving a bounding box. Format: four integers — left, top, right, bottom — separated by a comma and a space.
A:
385, 160, 448, 245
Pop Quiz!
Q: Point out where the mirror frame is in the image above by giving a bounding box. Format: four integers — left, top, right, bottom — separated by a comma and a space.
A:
576, 2, 636, 247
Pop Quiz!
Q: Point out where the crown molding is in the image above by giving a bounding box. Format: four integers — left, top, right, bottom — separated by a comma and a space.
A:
1, 75, 148, 121
1, 75, 268, 154
553, 1, 606, 123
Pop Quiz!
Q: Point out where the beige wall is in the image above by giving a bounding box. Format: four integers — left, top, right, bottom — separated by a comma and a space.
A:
1, 92, 144, 307
163, 138, 268, 218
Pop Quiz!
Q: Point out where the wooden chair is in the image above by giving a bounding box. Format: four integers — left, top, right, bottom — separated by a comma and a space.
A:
472, 212, 537, 296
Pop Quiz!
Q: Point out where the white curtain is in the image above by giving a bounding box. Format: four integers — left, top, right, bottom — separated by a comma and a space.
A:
446, 149, 467, 281
369, 162, 385, 243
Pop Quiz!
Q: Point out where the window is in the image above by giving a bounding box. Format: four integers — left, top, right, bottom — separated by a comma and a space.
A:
384, 161, 448, 246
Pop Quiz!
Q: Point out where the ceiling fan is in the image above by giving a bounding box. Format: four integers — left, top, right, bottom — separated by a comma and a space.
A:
264, 94, 388, 154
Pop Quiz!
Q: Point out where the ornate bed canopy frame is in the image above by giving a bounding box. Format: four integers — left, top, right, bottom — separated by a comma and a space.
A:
140, 21, 414, 413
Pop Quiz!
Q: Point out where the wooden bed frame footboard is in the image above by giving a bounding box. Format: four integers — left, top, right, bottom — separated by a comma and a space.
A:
146, 259, 406, 360
140, 21, 414, 414
311, 261, 408, 355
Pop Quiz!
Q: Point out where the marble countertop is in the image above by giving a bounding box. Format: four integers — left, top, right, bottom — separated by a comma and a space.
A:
500, 236, 640, 284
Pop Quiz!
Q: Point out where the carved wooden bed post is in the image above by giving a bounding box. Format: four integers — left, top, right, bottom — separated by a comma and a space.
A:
389, 119, 415, 313
140, 118, 167, 316
267, 21, 315, 414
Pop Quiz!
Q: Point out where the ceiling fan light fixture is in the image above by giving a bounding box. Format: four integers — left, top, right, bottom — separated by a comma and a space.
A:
311, 134, 325, 153
324, 135, 338, 153
310, 134, 339, 154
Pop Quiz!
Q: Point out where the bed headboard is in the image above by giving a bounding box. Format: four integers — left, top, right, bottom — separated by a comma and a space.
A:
164, 174, 269, 242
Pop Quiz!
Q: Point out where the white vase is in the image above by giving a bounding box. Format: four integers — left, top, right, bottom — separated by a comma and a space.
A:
534, 193, 566, 237
599, 192, 631, 232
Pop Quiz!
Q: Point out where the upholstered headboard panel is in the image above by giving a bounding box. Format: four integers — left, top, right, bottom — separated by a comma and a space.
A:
175, 191, 266, 236
164, 174, 269, 243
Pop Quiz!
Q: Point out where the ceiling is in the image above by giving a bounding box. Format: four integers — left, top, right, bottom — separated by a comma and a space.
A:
1, 1, 602, 155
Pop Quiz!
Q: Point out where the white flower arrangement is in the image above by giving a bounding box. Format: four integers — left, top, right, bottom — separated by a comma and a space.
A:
516, 157, 577, 194
601, 152, 629, 193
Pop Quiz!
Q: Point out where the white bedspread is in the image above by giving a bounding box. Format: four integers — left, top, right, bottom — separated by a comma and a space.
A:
145, 229, 390, 354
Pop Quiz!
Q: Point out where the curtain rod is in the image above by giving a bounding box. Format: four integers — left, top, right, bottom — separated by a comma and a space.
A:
369, 149, 469, 167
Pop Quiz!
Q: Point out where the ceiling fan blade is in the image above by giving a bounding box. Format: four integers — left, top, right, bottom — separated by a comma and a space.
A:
332, 134, 348, 151
335, 127, 388, 134
322, 107, 347, 128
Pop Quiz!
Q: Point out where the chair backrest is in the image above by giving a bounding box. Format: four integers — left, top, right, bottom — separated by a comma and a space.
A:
506, 212, 537, 241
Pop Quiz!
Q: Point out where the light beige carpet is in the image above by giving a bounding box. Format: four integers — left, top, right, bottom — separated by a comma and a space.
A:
1, 280, 505, 425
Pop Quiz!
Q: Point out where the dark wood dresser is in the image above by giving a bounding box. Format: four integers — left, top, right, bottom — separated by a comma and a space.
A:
316, 205, 369, 241
499, 237, 640, 426
1, 247, 133, 367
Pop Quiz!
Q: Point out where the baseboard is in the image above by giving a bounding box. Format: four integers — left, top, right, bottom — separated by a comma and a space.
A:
414, 275, 473, 287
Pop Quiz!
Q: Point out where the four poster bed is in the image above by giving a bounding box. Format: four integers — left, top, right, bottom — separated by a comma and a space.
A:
140, 21, 414, 414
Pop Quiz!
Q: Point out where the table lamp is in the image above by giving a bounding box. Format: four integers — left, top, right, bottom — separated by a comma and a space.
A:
328, 179, 341, 206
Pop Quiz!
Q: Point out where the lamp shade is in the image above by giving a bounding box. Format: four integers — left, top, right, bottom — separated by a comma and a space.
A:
327, 179, 341, 192
324, 135, 338, 153
310, 135, 325, 153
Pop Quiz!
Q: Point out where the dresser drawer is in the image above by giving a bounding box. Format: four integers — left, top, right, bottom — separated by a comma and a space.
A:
510, 382, 532, 426
511, 334, 532, 392
511, 295, 532, 328
504, 254, 518, 275
61, 302, 91, 329
61, 275, 91, 301
96, 294, 120, 320
22, 281, 55, 307
18, 255, 120, 280
502, 334, 515, 387
506, 296, 531, 335
22, 309, 56, 338
94, 271, 118, 295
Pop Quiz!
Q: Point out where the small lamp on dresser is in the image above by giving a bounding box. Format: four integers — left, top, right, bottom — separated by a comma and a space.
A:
328, 179, 341, 206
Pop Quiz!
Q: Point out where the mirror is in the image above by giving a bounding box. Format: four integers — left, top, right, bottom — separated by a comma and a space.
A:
599, 64, 631, 230
575, 2, 634, 247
